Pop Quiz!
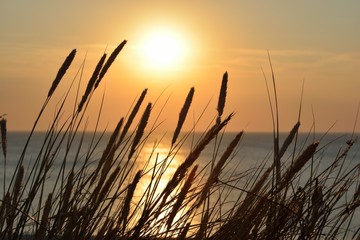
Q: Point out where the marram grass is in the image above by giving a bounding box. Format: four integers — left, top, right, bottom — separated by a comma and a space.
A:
0, 41, 360, 240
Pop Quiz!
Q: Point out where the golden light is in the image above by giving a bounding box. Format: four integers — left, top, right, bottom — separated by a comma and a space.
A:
137, 28, 188, 70
137, 144, 183, 196
129, 142, 185, 225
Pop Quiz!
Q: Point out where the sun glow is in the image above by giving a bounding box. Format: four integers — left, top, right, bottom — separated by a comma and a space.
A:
137, 29, 188, 70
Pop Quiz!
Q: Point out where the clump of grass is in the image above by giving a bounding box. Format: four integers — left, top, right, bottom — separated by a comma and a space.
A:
0, 41, 359, 240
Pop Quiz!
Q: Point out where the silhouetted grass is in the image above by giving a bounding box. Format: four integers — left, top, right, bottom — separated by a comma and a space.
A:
0, 41, 359, 240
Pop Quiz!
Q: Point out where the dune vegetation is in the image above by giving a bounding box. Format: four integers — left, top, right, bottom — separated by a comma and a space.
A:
0, 40, 359, 239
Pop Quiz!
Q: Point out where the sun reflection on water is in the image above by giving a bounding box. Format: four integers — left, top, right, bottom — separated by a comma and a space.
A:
131, 141, 187, 232
138, 144, 183, 194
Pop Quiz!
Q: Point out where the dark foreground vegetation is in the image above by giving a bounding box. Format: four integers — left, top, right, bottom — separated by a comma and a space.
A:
0, 40, 359, 239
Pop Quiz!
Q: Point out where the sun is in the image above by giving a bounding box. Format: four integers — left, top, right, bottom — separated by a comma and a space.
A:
137, 29, 187, 70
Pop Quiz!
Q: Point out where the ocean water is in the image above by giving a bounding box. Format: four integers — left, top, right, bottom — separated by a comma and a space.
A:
2, 131, 359, 195
1, 131, 359, 234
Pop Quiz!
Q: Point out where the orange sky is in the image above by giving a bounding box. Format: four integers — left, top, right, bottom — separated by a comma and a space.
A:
1, 1, 360, 133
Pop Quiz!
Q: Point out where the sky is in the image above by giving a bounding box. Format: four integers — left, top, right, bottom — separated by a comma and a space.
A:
1, 1, 360, 133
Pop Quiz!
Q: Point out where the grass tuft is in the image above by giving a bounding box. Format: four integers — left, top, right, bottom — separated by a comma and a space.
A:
1, 41, 359, 240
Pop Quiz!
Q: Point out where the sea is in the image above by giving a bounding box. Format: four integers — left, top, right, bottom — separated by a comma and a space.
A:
1, 131, 359, 235
2, 131, 359, 185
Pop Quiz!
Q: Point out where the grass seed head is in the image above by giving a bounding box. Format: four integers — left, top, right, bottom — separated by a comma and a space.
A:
48, 49, 76, 97
95, 40, 127, 89
172, 87, 195, 145
128, 102, 152, 160
78, 53, 107, 113
217, 72, 228, 124
278, 121, 300, 159
119, 88, 148, 144
280, 142, 319, 190
0, 117, 7, 158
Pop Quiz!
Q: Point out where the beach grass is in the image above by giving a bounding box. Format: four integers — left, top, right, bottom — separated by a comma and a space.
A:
0, 41, 359, 240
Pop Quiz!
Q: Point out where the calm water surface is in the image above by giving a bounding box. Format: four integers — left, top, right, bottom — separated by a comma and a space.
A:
2, 131, 359, 191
